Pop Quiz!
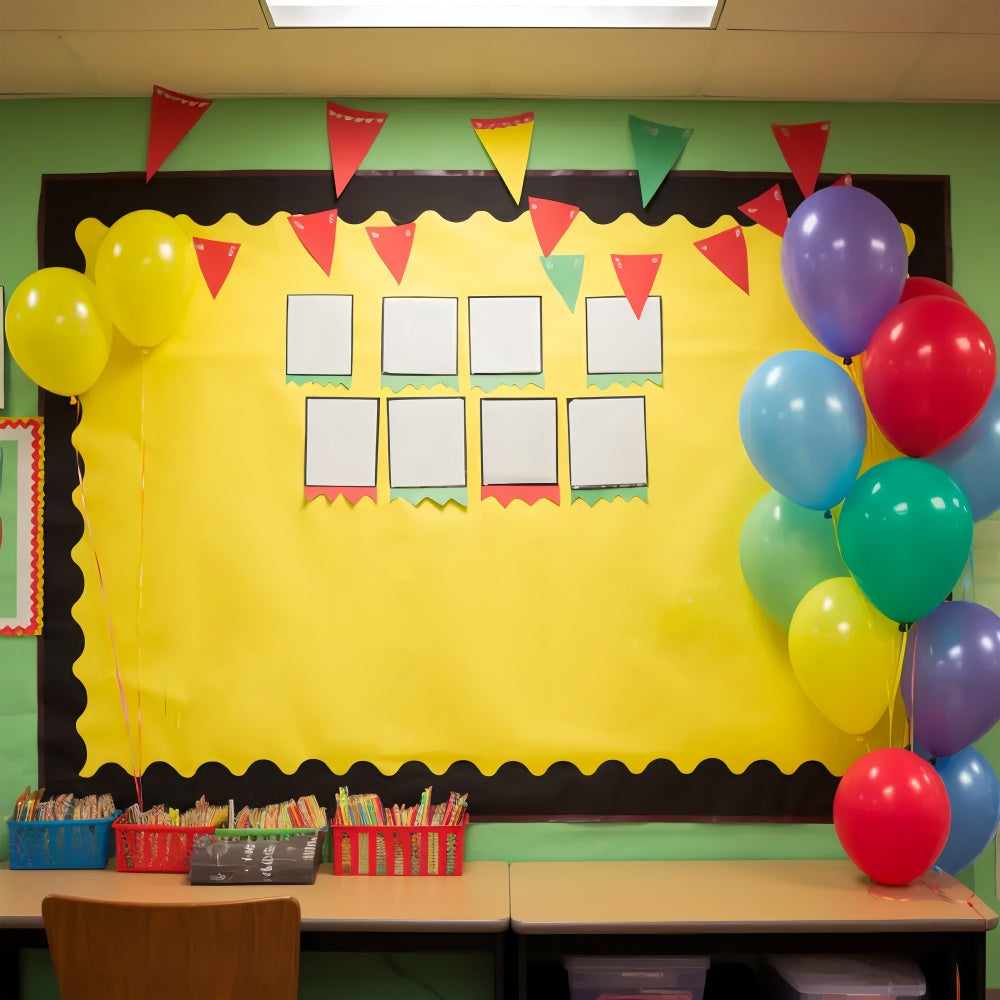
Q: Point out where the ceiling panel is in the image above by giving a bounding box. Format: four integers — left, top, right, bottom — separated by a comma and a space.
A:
63, 30, 291, 97
0, 0, 266, 31
0, 31, 101, 97
893, 33, 1000, 102
269, 28, 493, 98
480, 29, 718, 99
0, 0, 997, 102
704, 30, 933, 101
723, 0, 1000, 35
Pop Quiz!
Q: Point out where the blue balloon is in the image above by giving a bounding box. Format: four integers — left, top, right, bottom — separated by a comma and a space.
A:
928, 379, 1000, 522
933, 747, 1000, 875
738, 350, 867, 511
781, 186, 909, 360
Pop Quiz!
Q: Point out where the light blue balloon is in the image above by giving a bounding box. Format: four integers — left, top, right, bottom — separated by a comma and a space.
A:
933, 747, 1000, 875
738, 350, 867, 511
928, 379, 1000, 522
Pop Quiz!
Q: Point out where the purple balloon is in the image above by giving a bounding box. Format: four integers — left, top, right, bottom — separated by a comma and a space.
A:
901, 600, 1000, 757
781, 186, 909, 361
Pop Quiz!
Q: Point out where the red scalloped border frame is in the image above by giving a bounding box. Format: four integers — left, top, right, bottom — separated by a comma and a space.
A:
0, 417, 44, 636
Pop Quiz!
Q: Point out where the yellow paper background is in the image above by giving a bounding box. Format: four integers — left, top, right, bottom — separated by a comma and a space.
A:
72, 205, 901, 779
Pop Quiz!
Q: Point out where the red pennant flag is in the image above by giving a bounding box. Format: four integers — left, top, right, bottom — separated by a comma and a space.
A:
192, 238, 240, 299
771, 120, 831, 198
146, 85, 212, 182
833, 174, 853, 187
288, 209, 338, 275
327, 102, 388, 198
528, 196, 579, 257
737, 183, 788, 238
366, 223, 416, 284
694, 226, 750, 295
611, 254, 662, 319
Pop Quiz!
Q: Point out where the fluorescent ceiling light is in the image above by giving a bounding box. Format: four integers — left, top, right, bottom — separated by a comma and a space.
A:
262, 1, 722, 29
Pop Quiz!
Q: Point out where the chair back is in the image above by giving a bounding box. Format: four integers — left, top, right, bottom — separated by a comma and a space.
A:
42, 893, 301, 999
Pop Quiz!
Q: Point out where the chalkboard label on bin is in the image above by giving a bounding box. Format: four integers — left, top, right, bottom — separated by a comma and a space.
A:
188, 832, 323, 885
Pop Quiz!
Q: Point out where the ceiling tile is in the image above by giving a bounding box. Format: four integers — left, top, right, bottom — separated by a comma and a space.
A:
723, 0, 1000, 34
63, 29, 288, 97
894, 33, 1000, 101
0, 0, 266, 31
0, 31, 101, 97
703, 29, 927, 100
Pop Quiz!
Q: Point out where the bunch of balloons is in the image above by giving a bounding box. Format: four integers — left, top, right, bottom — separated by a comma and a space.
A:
4, 210, 197, 396
738, 183, 999, 885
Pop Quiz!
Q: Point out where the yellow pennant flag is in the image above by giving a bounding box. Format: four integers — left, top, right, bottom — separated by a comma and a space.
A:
471, 112, 534, 203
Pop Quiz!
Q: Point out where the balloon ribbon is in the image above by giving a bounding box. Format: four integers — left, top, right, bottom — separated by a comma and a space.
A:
74, 399, 143, 810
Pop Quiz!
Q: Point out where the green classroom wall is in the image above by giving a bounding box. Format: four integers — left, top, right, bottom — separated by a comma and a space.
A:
1, 99, 998, 997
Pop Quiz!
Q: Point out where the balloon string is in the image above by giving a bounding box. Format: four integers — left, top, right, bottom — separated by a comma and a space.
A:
964, 549, 976, 602
887, 625, 909, 750
137, 352, 148, 780
845, 358, 875, 466
73, 399, 143, 811
907, 621, 919, 752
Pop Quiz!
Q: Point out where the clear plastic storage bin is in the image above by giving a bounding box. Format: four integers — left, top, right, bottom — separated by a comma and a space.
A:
767, 954, 926, 999
563, 955, 710, 1000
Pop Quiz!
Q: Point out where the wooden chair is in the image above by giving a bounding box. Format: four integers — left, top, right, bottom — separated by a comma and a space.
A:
41, 893, 301, 999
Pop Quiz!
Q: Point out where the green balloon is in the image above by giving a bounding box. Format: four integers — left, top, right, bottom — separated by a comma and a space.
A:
837, 457, 973, 624
739, 490, 848, 627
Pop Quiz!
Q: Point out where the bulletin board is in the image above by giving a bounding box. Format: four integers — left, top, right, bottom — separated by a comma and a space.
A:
37, 169, 950, 819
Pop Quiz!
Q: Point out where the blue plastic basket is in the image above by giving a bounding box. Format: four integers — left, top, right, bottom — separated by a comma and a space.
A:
7, 814, 118, 870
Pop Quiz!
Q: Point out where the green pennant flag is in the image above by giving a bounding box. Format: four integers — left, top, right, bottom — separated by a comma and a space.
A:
628, 116, 692, 207
539, 254, 584, 312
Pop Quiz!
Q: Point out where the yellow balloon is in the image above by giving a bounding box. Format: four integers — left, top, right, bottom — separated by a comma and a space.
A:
788, 576, 901, 735
5, 267, 113, 396
95, 210, 197, 349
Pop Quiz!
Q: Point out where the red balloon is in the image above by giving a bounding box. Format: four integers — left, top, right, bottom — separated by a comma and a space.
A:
833, 748, 950, 885
899, 275, 966, 305
862, 296, 996, 457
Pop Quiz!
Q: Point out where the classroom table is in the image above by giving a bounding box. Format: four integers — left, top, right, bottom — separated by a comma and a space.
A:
0, 860, 511, 999
509, 859, 998, 1000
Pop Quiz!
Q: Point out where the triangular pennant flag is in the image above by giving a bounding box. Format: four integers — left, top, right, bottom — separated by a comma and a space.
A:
193, 237, 240, 299
771, 120, 831, 197
146, 85, 212, 182
737, 183, 789, 237
628, 116, 692, 208
366, 223, 416, 284
833, 173, 853, 187
539, 254, 585, 312
327, 102, 388, 198
611, 253, 662, 319
471, 113, 534, 203
529, 196, 579, 256
694, 226, 750, 295
288, 209, 338, 275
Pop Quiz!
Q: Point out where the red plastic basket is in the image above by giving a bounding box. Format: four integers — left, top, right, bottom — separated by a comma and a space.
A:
113, 815, 216, 873
331, 817, 468, 876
